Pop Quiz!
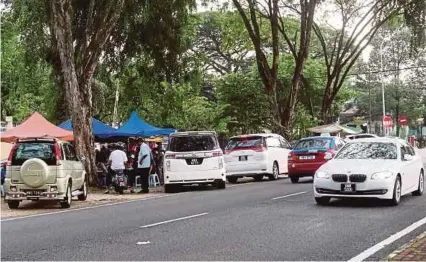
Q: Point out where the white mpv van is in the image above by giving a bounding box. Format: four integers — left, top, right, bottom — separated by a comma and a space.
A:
163, 131, 226, 193
224, 134, 291, 183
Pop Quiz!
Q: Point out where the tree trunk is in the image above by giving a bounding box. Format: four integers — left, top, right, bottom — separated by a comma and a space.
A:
50, 0, 97, 184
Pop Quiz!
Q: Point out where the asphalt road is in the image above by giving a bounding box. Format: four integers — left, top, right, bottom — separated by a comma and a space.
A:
2, 172, 426, 261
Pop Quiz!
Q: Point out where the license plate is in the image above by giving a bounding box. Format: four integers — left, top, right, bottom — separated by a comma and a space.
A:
342, 183, 355, 192
300, 155, 315, 160
188, 158, 200, 165
239, 156, 248, 161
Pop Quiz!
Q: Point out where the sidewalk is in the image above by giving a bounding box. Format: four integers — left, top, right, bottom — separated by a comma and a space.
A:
386, 232, 426, 261
1, 187, 164, 219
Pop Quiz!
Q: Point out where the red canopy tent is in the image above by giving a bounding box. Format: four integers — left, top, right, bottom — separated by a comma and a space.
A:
0, 112, 73, 143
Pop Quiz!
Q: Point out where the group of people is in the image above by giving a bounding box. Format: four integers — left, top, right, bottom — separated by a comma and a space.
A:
95, 139, 164, 194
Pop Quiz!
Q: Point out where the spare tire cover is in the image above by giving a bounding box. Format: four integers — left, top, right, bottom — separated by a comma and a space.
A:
20, 158, 49, 188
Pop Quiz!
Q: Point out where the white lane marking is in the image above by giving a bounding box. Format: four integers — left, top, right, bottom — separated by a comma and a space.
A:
137, 241, 151, 245
271, 191, 307, 200
140, 212, 208, 229
1, 194, 172, 222
348, 216, 426, 261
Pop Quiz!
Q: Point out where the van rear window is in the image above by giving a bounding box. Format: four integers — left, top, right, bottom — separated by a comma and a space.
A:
168, 135, 217, 152
12, 142, 56, 165
226, 136, 264, 150
293, 138, 332, 150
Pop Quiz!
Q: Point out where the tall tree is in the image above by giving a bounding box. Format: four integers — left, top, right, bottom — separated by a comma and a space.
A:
312, 0, 426, 123
232, 0, 319, 138
9, 0, 195, 182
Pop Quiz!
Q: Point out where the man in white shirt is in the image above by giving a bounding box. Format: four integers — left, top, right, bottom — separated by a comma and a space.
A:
105, 144, 128, 194
138, 139, 152, 193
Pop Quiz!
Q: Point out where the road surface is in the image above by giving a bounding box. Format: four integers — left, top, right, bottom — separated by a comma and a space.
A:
2, 172, 426, 261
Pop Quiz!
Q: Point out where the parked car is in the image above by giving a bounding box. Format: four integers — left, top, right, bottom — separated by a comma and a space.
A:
163, 131, 226, 193
345, 133, 378, 142
224, 133, 291, 183
288, 136, 346, 183
4, 138, 88, 209
313, 137, 424, 206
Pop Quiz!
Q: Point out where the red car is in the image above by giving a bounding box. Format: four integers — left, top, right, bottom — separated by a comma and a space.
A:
287, 136, 346, 183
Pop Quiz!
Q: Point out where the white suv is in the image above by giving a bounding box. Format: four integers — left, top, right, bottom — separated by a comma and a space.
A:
163, 131, 226, 193
224, 134, 291, 183
4, 138, 87, 209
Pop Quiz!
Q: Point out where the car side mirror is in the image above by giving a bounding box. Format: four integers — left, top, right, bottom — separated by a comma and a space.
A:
403, 154, 413, 161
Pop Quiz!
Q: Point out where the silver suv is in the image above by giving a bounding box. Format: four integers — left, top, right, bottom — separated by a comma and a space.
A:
4, 138, 87, 209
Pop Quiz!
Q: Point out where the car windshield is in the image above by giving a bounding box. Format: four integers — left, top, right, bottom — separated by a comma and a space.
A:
293, 138, 332, 150
168, 135, 217, 152
12, 142, 56, 165
226, 136, 264, 150
335, 142, 397, 160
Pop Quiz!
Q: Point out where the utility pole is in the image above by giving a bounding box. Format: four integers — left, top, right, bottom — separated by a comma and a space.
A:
380, 40, 386, 136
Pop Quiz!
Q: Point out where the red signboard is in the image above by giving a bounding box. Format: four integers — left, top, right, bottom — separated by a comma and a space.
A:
399, 116, 407, 126
383, 116, 393, 129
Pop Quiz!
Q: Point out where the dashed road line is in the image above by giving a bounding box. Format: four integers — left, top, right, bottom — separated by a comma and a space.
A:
140, 212, 209, 229
271, 191, 307, 200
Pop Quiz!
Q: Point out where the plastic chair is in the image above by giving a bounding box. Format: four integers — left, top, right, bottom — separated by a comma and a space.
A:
149, 173, 160, 187
134, 175, 142, 189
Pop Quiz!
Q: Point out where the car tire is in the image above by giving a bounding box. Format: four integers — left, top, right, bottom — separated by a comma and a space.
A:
412, 170, 424, 196
269, 162, 279, 181
389, 176, 402, 206
164, 184, 179, 193
227, 177, 238, 184
60, 183, 72, 209
77, 180, 88, 201
315, 197, 330, 206
7, 200, 19, 209
216, 181, 226, 189
290, 176, 299, 183
253, 174, 263, 182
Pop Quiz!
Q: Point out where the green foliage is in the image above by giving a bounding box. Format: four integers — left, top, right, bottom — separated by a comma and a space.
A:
1, 12, 57, 123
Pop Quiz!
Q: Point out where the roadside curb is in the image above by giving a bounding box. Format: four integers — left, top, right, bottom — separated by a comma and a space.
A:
384, 231, 426, 261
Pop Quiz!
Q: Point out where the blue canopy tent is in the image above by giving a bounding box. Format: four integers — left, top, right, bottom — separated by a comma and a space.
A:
105, 111, 176, 138
58, 118, 116, 138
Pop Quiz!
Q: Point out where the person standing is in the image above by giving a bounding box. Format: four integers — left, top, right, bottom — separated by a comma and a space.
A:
138, 139, 152, 193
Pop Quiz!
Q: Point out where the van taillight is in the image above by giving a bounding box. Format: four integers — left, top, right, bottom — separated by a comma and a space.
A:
54, 143, 62, 165
253, 146, 267, 152
213, 151, 223, 157
165, 154, 176, 159
288, 152, 294, 161
7, 143, 18, 166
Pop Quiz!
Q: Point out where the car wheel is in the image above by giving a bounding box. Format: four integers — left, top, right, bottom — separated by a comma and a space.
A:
390, 176, 402, 206
216, 181, 226, 189
315, 197, 330, 206
290, 176, 299, 183
77, 180, 88, 201
253, 174, 263, 182
269, 162, 279, 180
60, 183, 72, 209
227, 177, 238, 184
412, 170, 424, 196
164, 184, 179, 193
7, 200, 19, 209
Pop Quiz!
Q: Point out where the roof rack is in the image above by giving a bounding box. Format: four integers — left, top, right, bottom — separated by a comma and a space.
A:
16, 137, 58, 142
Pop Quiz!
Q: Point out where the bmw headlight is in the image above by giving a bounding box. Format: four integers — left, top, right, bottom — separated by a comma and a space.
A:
371, 171, 393, 180
315, 171, 330, 179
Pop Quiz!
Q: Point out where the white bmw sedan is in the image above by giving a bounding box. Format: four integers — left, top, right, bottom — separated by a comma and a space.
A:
313, 138, 424, 206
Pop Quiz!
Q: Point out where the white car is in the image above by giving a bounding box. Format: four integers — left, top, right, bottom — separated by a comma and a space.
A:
163, 131, 226, 193
224, 134, 291, 183
314, 137, 424, 206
